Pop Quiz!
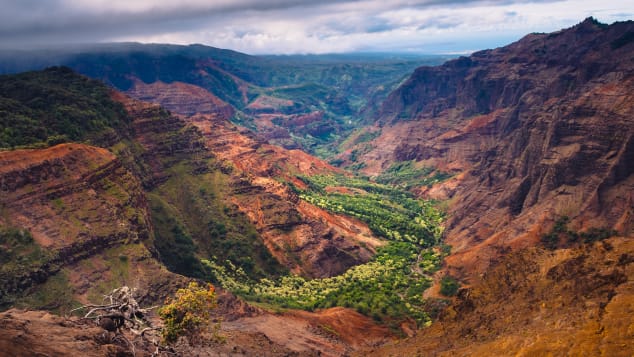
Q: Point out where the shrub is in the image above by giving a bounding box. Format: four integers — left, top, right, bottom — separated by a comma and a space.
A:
581, 227, 617, 243
440, 276, 459, 297
540, 216, 616, 250
158, 282, 219, 345
0, 67, 129, 149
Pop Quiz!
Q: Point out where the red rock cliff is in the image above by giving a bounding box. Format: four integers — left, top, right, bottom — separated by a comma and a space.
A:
354, 18, 634, 278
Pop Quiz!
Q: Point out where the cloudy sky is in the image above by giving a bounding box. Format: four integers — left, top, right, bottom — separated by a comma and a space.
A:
1, 0, 631, 54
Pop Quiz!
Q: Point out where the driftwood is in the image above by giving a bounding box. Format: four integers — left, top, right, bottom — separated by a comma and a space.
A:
71, 286, 162, 356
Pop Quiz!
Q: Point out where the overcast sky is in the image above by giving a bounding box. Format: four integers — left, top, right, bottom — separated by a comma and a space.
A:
0, 0, 631, 54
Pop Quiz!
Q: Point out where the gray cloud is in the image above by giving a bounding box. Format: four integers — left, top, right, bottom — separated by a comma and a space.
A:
417, 16, 463, 31
0, 0, 631, 53
0, 1, 351, 44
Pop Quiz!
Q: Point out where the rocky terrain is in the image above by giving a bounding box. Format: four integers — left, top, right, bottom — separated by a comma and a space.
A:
346, 17, 634, 280
363, 237, 634, 356
0, 68, 390, 356
126, 80, 235, 119
0, 142, 187, 310
115, 89, 383, 278
0, 303, 392, 356
0, 17, 633, 357
343, 17, 634, 356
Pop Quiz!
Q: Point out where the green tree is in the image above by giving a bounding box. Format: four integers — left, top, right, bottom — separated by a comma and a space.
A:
440, 276, 460, 297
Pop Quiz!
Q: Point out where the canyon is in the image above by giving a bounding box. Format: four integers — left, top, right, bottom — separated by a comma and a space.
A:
0, 17, 633, 356
346, 17, 634, 280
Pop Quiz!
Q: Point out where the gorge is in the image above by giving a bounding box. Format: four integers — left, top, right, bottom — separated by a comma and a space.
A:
0, 17, 632, 356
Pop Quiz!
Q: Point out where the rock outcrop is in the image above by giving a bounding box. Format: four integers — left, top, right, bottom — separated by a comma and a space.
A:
0, 143, 146, 248
196, 119, 383, 278
126, 79, 235, 119
0, 309, 117, 356
351, 17, 634, 357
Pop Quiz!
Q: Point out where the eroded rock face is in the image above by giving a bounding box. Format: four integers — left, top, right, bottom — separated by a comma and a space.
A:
115, 90, 383, 279
0, 309, 113, 357
185, 112, 383, 278
351, 18, 634, 278
0, 144, 146, 249
0, 143, 186, 308
126, 79, 235, 119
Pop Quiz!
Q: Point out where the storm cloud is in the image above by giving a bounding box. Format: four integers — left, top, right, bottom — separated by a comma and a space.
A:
0, 0, 631, 53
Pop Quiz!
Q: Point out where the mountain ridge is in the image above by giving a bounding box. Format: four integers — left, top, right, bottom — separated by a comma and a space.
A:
0, 43, 449, 156
353, 17, 634, 356
344, 17, 634, 279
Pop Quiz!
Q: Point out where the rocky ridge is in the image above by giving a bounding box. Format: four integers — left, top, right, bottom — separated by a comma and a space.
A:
126, 79, 235, 119
351, 17, 634, 357
0, 74, 390, 355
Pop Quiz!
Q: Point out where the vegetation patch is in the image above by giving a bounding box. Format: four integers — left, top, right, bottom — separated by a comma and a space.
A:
0, 227, 52, 274
15, 270, 76, 314
295, 174, 444, 246
439, 276, 460, 297
0, 66, 129, 149
376, 160, 451, 189
148, 160, 286, 281
148, 193, 208, 280
159, 282, 221, 346
540, 216, 618, 250
204, 242, 436, 328
202, 173, 447, 329
0, 227, 53, 308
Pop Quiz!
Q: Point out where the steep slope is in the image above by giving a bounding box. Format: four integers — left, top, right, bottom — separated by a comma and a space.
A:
0, 67, 395, 356
0, 66, 382, 283
364, 237, 633, 356
0, 68, 194, 311
0, 143, 185, 310
347, 18, 634, 279
349, 17, 634, 357
113, 89, 383, 278
126, 79, 235, 118
0, 68, 390, 355
0, 66, 129, 149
